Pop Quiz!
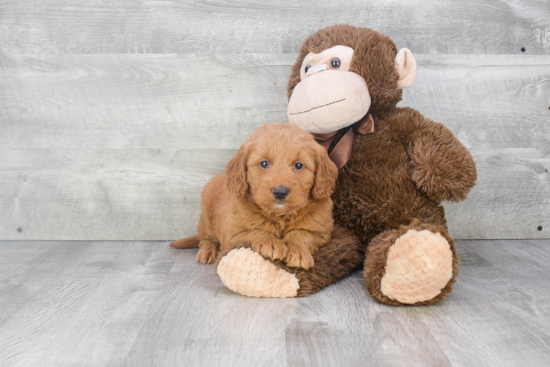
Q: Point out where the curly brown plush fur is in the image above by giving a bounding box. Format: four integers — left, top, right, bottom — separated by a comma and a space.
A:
330, 107, 476, 246
275, 225, 364, 297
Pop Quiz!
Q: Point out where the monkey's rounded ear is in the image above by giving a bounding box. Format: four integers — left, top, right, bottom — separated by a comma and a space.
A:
395, 48, 417, 89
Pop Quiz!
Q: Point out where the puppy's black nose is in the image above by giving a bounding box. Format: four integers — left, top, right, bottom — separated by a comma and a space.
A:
272, 186, 289, 200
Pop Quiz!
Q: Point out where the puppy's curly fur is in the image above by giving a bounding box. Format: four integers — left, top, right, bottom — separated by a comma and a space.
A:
171, 123, 338, 269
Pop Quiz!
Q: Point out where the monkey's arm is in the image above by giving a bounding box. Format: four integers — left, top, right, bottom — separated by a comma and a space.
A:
404, 113, 477, 202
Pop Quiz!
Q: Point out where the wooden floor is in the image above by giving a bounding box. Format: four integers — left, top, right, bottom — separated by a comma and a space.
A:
1, 240, 549, 367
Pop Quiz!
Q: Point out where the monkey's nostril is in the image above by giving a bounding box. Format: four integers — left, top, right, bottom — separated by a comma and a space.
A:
272, 186, 290, 200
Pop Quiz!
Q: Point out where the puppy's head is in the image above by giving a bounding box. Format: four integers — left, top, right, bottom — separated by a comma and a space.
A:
226, 123, 338, 215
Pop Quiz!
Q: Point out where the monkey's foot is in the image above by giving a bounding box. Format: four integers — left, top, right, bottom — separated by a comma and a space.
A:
215, 226, 363, 298
364, 220, 459, 306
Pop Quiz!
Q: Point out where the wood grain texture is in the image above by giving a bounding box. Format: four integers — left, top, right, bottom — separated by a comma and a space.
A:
1, 0, 550, 55
0, 149, 230, 240
0, 147, 547, 240
0, 241, 175, 367
0, 53, 290, 150
1, 240, 549, 366
1, 54, 549, 150
444, 148, 550, 239
1, 54, 548, 240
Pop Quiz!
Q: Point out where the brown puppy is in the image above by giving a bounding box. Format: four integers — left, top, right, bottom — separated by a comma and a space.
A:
171, 123, 338, 269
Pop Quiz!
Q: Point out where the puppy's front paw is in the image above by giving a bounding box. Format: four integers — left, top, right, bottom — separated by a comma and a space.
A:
197, 241, 219, 264
251, 239, 288, 261
285, 247, 314, 269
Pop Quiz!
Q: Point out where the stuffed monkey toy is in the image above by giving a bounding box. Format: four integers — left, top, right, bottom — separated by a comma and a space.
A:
213, 25, 477, 305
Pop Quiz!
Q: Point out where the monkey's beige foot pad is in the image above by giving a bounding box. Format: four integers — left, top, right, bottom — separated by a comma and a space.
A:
217, 248, 299, 298
381, 229, 453, 304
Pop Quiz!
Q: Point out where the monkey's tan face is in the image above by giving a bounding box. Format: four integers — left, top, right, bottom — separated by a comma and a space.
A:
287, 45, 371, 134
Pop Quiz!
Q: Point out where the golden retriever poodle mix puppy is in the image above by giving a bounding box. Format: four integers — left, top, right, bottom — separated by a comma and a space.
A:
171, 123, 338, 269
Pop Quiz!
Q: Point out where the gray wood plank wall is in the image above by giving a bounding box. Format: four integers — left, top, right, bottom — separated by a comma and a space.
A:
1, 0, 549, 240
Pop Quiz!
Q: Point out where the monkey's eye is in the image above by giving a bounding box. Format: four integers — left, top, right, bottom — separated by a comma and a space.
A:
294, 162, 304, 171
330, 58, 341, 69
260, 161, 270, 169
304, 65, 311, 73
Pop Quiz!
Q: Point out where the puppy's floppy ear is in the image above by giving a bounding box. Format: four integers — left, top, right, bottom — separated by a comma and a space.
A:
226, 143, 250, 197
312, 145, 338, 200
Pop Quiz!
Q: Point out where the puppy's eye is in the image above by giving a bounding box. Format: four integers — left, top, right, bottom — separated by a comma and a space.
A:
305, 65, 311, 73
260, 161, 270, 169
294, 162, 304, 171
330, 58, 341, 69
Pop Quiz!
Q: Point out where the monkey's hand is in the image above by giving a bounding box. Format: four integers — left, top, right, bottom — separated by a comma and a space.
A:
407, 118, 477, 203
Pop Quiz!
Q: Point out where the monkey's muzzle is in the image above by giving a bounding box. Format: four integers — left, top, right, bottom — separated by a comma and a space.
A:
287, 70, 371, 134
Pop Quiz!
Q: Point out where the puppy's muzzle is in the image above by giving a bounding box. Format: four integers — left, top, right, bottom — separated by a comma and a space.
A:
272, 186, 289, 200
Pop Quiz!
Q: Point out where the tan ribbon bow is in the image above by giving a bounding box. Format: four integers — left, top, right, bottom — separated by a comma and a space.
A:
313, 114, 375, 170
